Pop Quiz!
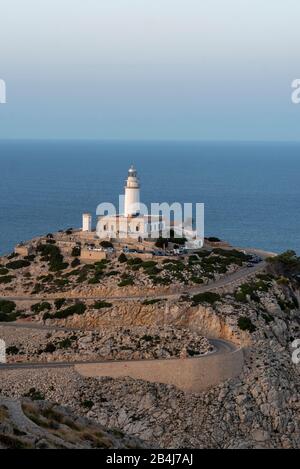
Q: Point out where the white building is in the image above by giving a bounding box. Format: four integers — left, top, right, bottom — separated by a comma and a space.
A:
82, 165, 203, 247
96, 165, 166, 240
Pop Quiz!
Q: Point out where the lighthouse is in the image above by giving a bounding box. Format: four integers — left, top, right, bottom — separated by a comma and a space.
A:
124, 165, 140, 216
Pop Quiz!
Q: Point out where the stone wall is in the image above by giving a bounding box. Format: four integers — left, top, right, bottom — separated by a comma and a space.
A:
80, 249, 107, 263
75, 347, 244, 393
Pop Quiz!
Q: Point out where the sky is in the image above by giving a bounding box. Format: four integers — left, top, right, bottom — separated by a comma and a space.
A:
0, 0, 299, 140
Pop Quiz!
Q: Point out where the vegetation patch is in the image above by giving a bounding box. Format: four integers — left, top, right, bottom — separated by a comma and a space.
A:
31, 302, 52, 313
192, 292, 221, 305
0, 275, 15, 284
53, 302, 86, 319
238, 316, 256, 333
6, 259, 31, 270
93, 300, 113, 309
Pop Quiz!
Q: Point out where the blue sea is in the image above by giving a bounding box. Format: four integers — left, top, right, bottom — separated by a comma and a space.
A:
0, 140, 299, 255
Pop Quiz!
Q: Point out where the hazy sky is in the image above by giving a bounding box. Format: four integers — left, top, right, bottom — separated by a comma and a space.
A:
0, 0, 299, 140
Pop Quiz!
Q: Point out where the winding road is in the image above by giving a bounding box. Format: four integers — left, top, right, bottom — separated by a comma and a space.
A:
0, 338, 236, 371
0, 248, 272, 374
0, 259, 266, 303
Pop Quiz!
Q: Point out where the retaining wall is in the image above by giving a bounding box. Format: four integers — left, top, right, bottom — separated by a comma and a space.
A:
75, 347, 244, 393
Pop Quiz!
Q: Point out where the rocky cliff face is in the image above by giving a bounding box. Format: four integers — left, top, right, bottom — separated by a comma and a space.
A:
1, 274, 300, 448
51, 277, 300, 448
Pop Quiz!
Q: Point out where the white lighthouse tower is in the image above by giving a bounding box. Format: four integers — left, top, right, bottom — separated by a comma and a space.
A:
124, 165, 140, 216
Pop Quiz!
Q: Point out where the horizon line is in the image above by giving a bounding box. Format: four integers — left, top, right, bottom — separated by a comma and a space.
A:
1, 138, 300, 144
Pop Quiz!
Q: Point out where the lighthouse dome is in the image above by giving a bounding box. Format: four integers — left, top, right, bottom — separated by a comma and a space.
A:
128, 165, 137, 177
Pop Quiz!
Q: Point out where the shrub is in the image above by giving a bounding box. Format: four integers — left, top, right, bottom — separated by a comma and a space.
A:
71, 246, 81, 257
141, 261, 157, 268
118, 278, 134, 287
42, 312, 52, 320
81, 400, 94, 409
6, 260, 31, 270
31, 302, 51, 313
192, 292, 221, 305
6, 345, 20, 355
142, 299, 161, 305
0, 300, 16, 314
100, 240, 113, 248
141, 334, 153, 342
37, 244, 67, 272
190, 276, 204, 284
32, 283, 43, 294
266, 250, 300, 277
0, 275, 14, 284
0, 267, 9, 275
7, 252, 18, 259
155, 237, 168, 248
53, 302, 86, 319
127, 257, 143, 266
118, 253, 127, 263
93, 300, 113, 309
206, 236, 221, 242
54, 298, 66, 310
57, 338, 73, 349
0, 311, 16, 322
44, 343, 56, 353
71, 258, 80, 268
23, 388, 45, 401
238, 317, 256, 333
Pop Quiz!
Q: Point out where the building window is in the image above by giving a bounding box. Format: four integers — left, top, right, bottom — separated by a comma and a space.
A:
136, 225, 140, 232
103, 224, 107, 231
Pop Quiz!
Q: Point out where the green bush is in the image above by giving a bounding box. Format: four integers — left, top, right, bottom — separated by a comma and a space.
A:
0, 311, 17, 322
71, 246, 80, 257
155, 237, 168, 248
0, 275, 14, 284
0, 267, 9, 275
142, 298, 161, 305
266, 250, 300, 277
42, 312, 52, 320
37, 244, 67, 272
6, 260, 31, 269
238, 317, 256, 333
44, 342, 56, 353
190, 276, 204, 284
53, 302, 86, 319
81, 400, 94, 409
93, 300, 113, 309
31, 302, 51, 313
54, 298, 66, 310
118, 278, 134, 287
192, 292, 221, 305
100, 240, 113, 248
6, 346, 20, 355
127, 257, 143, 266
23, 388, 45, 401
57, 338, 73, 349
71, 257, 80, 268
0, 300, 16, 314
118, 253, 127, 263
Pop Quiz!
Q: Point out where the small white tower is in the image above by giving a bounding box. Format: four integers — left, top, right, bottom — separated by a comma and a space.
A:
82, 213, 92, 232
124, 165, 140, 217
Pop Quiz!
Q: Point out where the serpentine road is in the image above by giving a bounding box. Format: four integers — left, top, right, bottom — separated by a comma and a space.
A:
0, 260, 266, 303
0, 338, 236, 371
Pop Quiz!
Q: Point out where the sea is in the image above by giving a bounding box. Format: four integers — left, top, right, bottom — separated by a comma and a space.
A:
0, 140, 299, 255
